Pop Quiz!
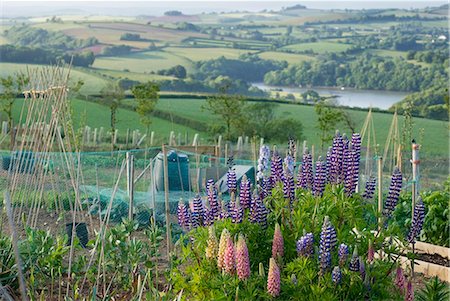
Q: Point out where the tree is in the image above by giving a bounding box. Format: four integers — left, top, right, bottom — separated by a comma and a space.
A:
314, 100, 344, 149
131, 82, 160, 132
0, 73, 29, 146
202, 88, 246, 140
100, 81, 124, 143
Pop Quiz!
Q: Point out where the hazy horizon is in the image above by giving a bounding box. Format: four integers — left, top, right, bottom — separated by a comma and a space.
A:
1, 1, 447, 18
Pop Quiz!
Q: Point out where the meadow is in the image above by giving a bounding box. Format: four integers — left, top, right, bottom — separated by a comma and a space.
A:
281, 41, 352, 54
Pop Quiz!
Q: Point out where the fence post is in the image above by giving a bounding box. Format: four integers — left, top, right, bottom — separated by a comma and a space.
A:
150, 131, 154, 146
377, 156, 383, 230
162, 144, 172, 260
411, 139, 420, 219
126, 152, 134, 220
93, 128, 98, 145
126, 128, 130, 148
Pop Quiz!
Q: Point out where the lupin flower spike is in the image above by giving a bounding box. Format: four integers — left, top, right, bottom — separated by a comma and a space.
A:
205, 226, 218, 259
267, 258, 281, 297
405, 279, 414, 301
332, 266, 342, 285
349, 246, 360, 272
319, 216, 336, 275
272, 223, 284, 258
359, 256, 366, 279
394, 267, 406, 293
223, 236, 236, 275
407, 198, 425, 243
338, 243, 349, 267
296, 233, 314, 257
367, 240, 374, 264
384, 167, 403, 217
177, 200, 190, 230
257, 145, 270, 184
217, 228, 231, 270
235, 234, 250, 280
363, 177, 377, 200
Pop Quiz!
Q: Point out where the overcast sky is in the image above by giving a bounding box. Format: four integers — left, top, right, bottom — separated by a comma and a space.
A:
1, 1, 447, 18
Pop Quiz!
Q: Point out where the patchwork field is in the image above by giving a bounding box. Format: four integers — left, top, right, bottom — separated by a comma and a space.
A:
164, 47, 257, 61
281, 41, 352, 53
257, 51, 315, 64
92, 51, 193, 73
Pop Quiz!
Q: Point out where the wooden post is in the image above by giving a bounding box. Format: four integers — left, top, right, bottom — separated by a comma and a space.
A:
192, 133, 199, 146
162, 145, 172, 259
126, 152, 135, 220
411, 140, 420, 219
216, 136, 222, 181
99, 127, 104, 143
113, 129, 118, 145
126, 128, 130, 148
93, 128, 98, 145
150, 131, 155, 146
377, 156, 383, 229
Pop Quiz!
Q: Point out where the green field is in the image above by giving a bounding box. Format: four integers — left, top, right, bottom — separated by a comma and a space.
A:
368, 49, 407, 58
0, 63, 109, 95
8, 98, 205, 140
281, 41, 352, 54
155, 98, 449, 156
92, 51, 193, 73
258, 51, 315, 64
164, 47, 256, 61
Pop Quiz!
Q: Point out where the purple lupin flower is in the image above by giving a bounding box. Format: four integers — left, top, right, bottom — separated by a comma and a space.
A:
350, 133, 361, 191
282, 156, 295, 202
319, 216, 336, 275
394, 267, 406, 293
203, 204, 213, 226
207, 181, 220, 220
257, 145, 270, 185
270, 150, 283, 186
384, 167, 403, 217
363, 177, 376, 200
349, 247, 360, 272
231, 198, 244, 224
227, 169, 237, 194
206, 178, 215, 194
330, 131, 344, 185
405, 280, 414, 301
190, 195, 204, 228
239, 175, 252, 209
313, 157, 327, 196
250, 193, 267, 228
260, 177, 271, 200
341, 134, 350, 184
177, 201, 190, 231
299, 149, 313, 191
332, 266, 342, 285
219, 200, 230, 219
407, 198, 425, 243
296, 232, 314, 257
338, 243, 349, 267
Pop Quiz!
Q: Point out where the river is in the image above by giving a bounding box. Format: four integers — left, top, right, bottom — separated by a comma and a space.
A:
252, 83, 409, 110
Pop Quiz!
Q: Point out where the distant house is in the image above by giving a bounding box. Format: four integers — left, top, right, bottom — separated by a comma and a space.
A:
437, 35, 447, 41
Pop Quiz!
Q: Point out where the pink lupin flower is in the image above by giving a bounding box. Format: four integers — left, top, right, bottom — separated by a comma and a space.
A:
367, 240, 374, 264
235, 234, 251, 280
394, 267, 406, 293
218, 228, 230, 270
405, 279, 414, 301
272, 223, 284, 259
267, 257, 281, 297
223, 236, 236, 275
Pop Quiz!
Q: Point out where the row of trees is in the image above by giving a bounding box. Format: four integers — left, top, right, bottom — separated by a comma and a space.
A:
0, 45, 95, 67
264, 53, 447, 92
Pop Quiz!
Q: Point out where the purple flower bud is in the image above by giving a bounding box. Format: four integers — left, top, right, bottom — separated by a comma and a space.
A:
338, 243, 349, 267
177, 201, 190, 231
325, 147, 332, 184
405, 280, 414, 301
203, 204, 213, 226
349, 247, 360, 272
231, 198, 244, 224
190, 195, 203, 228
260, 177, 271, 200
296, 232, 314, 257
319, 216, 336, 275
384, 167, 403, 217
207, 180, 220, 220
239, 175, 252, 210
363, 177, 376, 200
282, 173, 295, 203
313, 157, 327, 196
219, 200, 230, 220
270, 151, 283, 186
407, 198, 425, 243
284, 155, 295, 176
332, 266, 342, 284
330, 131, 344, 185
299, 149, 313, 191
250, 194, 268, 228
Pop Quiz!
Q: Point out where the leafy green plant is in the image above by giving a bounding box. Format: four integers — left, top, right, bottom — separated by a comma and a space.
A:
416, 276, 450, 301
